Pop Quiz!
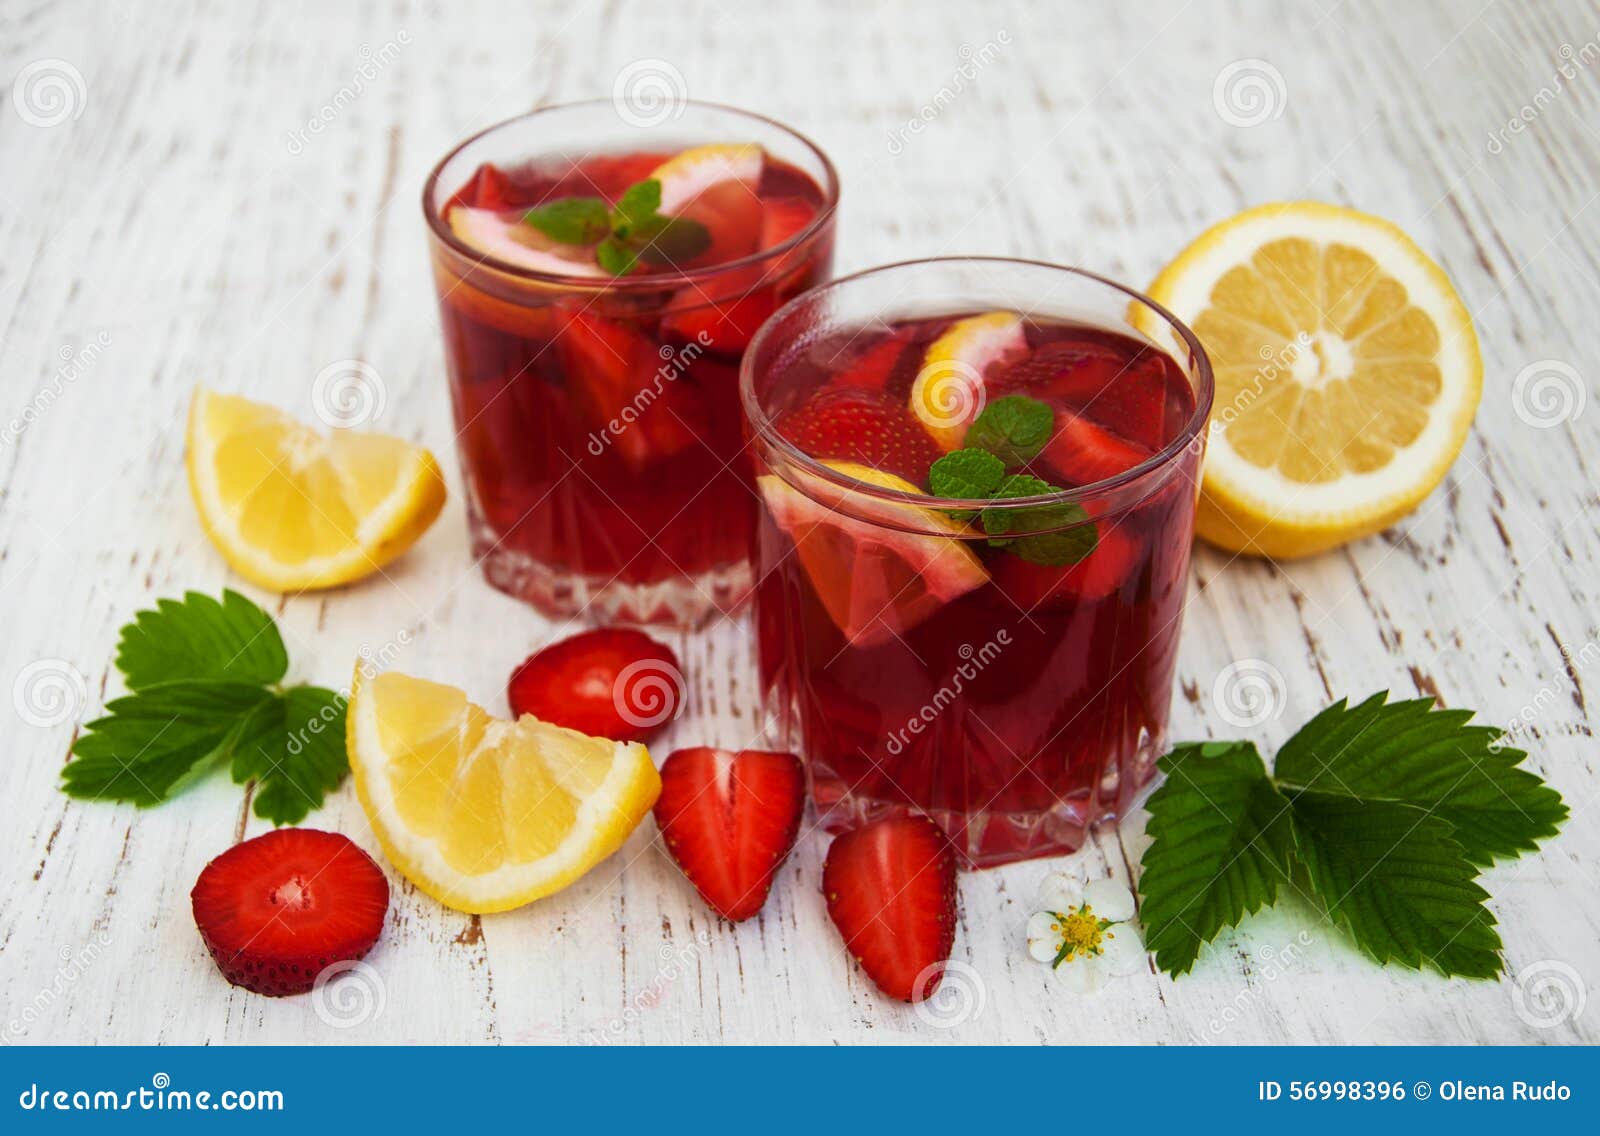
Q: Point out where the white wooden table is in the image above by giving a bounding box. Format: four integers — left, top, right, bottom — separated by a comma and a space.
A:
3, 0, 1597, 1045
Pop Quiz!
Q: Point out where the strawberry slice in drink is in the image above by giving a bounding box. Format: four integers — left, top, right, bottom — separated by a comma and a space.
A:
777, 387, 942, 484
995, 341, 1171, 449
651, 144, 766, 268
558, 311, 709, 471
1037, 409, 1152, 487
992, 524, 1141, 608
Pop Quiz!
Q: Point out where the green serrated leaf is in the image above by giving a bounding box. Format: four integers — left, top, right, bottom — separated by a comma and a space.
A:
633, 215, 712, 266
595, 235, 640, 276
523, 196, 611, 245
1140, 741, 1297, 976
965, 394, 1053, 466
610, 178, 662, 235
63, 682, 275, 805
928, 448, 1006, 501
230, 686, 349, 826
1287, 790, 1503, 978
1273, 692, 1568, 865
115, 589, 287, 690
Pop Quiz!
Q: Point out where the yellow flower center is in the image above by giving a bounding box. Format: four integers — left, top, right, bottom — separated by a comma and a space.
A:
1050, 903, 1115, 967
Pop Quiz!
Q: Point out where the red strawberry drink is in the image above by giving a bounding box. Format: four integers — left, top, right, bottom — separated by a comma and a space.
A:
742, 259, 1213, 866
424, 102, 837, 626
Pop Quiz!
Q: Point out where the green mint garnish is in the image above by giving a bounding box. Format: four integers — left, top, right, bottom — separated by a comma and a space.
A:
62, 589, 349, 826
1139, 693, 1568, 980
965, 394, 1053, 466
927, 449, 1096, 567
523, 177, 711, 277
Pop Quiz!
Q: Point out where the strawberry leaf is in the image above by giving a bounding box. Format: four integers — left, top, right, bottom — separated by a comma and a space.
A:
1272, 693, 1567, 866
1139, 741, 1297, 976
229, 686, 349, 826
115, 589, 287, 690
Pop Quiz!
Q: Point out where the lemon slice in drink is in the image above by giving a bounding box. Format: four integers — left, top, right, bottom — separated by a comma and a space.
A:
1145, 202, 1481, 558
757, 461, 987, 647
909, 311, 1027, 450
347, 668, 661, 914
186, 388, 445, 591
650, 143, 764, 213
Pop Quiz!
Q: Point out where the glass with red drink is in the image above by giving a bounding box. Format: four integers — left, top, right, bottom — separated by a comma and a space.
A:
424, 102, 837, 625
742, 259, 1213, 866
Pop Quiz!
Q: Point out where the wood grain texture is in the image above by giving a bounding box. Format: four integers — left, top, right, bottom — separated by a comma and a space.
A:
2, 0, 1596, 1045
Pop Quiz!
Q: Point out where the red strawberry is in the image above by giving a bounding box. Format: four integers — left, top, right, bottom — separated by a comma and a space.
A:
454, 162, 514, 211
778, 388, 943, 484
760, 196, 818, 250
558, 312, 708, 471
992, 525, 1140, 608
822, 815, 958, 1003
662, 282, 780, 355
190, 829, 388, 997
507, 628, 683, 743
653, 747, 806, 921
995, 343, 1169, 449
822, 334, 910, 395
1038, 411, 1152, 486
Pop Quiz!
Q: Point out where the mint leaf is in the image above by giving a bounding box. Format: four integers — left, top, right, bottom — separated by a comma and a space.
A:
610, 179, 662, 236
978, 474, 1096, 566
64, 590, 350, 824
966, 394, 1053, 466
1273, 693, 1567, 866
1139, 741, 1297, 976
595, 236, 639, 276
230, 686, 348, 825
115, 589, 287, 690
1006, 525, 1099, 567
634, 216, 712, 266
1288, 791, 1503, 978
928, 448, 1006, 500
63, 682, 275, 805
524, 196, 611, 245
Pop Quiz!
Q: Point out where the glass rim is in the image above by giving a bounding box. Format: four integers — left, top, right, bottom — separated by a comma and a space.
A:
739, 256, 1216, 512
421, 98, 841, 292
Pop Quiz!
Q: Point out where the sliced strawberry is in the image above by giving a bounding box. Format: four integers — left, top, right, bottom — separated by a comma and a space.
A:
654, 747, 805, 921
994, 343, 1170, 450
191, 829, 388, 997
662, 283, 779, 356
822, 815, 958, 1003
557, 312, 707, 471
1038, 411, 1152, 486
778, 389, 943, 485
822, 334, 910, 395
760, 196, 817, 250
453, 162, 514, 211
507, 628, 683, 743
992, 525, 1140, 607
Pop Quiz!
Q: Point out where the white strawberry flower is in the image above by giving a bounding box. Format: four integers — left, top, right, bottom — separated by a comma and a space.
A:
1026, 872, 1145, 993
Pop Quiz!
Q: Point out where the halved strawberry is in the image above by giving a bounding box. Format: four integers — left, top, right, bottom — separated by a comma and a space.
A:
992, 525, 1140, 608
508, 628, 684, 743
778, 388, 943, 485
1038, 411, 1152, 486
453, 162, 514, 211
662, 282, 780, 355
822, 334, 910, 395
995, 343, 1172, 450
822, 815, 958, 1003
654, 747, 805, 921
191, 829, 389, 996
558, 312, 708, 471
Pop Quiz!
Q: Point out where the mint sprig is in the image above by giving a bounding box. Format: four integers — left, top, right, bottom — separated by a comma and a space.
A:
62, 590, 349, 826
926, 394, 1096, 567
524, 177, 711, 277
1139, 694, 1568, 979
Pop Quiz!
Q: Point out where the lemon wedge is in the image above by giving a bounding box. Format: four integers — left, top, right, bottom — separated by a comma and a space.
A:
650, 143, 763, 214
186, 388, 445, 591
346, 668, 661, 914
1145, 202, 1481, 558
909, 311, 1027, 450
